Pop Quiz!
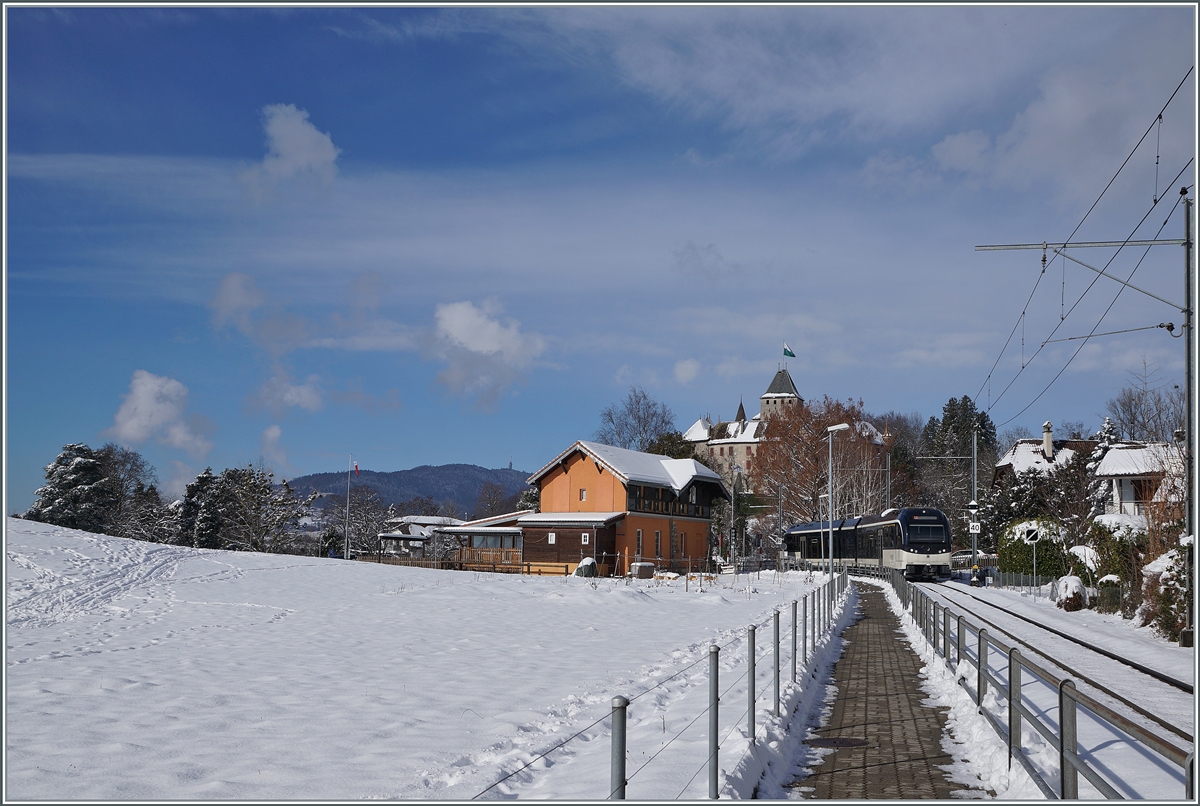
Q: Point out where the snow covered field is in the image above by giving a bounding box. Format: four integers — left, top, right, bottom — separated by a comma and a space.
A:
5, 518, 845, 800
6, 517, 1190, 801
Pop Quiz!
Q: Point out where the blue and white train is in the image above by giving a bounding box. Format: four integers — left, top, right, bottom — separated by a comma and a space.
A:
781, 507, 953, 581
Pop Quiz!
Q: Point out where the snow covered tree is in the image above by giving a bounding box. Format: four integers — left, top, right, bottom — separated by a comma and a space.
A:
325, 483, 390, 556
516, 486, 540, 512
595, 386, 676, 452
177, 468, 225, 549
24, 443, 120, 534
216, 463, 316, 553
916, 397, 998, 535
95, 443, 174, 543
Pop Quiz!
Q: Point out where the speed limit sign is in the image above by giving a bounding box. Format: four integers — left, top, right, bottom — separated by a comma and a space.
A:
969, 522, 981, 534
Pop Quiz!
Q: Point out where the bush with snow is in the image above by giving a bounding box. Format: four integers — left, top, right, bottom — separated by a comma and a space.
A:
1138, 545, 1191, 641
1056, 574, 1087, 612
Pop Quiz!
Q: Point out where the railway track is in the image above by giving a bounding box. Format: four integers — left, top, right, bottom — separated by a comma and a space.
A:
916, 582, 1194, 744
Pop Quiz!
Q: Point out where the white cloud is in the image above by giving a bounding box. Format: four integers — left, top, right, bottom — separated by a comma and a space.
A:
260, 424, 292, 472
104, 370, 213, 458
433, 301, 546, 406
674, 358, 700, 383
210, 272, 264, 333
256, 374, 324, 414
241, 103, 341, 193
165, 460, 196, 501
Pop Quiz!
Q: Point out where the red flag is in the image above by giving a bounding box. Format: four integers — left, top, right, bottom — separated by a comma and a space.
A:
354, 461, 359, 476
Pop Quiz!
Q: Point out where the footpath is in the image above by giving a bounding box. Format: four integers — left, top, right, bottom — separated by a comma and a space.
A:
786, 585, 970, 799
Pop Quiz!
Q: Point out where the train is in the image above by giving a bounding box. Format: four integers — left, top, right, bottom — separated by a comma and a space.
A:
780, 507, 953, 581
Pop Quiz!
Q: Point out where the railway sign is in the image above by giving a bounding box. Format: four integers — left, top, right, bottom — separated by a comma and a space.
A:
1023, 527, 1040, 544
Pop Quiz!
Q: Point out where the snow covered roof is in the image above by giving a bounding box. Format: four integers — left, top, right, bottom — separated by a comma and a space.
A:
378, 530, 431, 542
683, 417, 711, 442
994, 439, 1079, 475
708, 418, 762, 444
384, 515, 465, 528
527, 441, 728, 498
517, 512, 625, 527
855, 420, 885, 446
1094, 512, 1148, 532
458, 510, 534, 528
1093, 442, 1183, 478
762, 368, 800, 399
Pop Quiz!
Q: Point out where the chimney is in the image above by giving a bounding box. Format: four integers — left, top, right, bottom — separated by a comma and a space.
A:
1042, 421, 1055, 461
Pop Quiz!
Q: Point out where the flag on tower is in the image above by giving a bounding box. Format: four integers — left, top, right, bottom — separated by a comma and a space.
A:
783, 343, 796, 358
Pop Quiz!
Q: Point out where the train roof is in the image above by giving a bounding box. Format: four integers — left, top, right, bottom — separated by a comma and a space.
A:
784, 507, 947, 534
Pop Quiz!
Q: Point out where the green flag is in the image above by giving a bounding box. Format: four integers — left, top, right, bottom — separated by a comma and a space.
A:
783, 343, 796, 358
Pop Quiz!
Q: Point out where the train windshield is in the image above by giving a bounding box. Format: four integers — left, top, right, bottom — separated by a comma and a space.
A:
908, 524, 947, 543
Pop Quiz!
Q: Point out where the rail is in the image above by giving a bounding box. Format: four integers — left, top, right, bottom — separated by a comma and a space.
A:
881, 570, 1193, 799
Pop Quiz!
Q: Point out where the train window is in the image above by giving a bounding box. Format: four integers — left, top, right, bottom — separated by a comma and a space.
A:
909, 524, 946, 543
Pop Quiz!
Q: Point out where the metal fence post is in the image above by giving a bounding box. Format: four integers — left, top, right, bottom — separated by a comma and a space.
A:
933, 601, 941, 654
773, 609, 781, 717
1007, 649, 1022, 771
977, 629, 989, 706
943, 606, 951, 661
747, 625, 756, 746
957, 614, 965, 668
804, 594, 810, 663
1059, 680, 1079, 799
791, 599, 798, 683
709, 645, 719, 799
610, 696, 628, 799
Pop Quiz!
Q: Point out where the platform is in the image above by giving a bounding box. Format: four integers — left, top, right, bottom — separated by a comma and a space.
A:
788, 585, 974, 799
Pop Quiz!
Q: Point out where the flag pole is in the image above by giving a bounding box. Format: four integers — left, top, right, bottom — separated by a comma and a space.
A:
344, 454, 351, 560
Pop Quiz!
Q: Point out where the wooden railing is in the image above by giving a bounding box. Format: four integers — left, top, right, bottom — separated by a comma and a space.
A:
459, 547, 523, 565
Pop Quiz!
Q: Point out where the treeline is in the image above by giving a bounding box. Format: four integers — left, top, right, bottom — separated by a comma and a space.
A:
20, 443, 319, 554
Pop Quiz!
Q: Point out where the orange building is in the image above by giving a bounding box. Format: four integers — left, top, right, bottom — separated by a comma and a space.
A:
523, 440, 729, 576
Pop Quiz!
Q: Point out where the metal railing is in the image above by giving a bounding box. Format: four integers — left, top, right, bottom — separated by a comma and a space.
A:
884, 570, 1194, 799
472, 568, 852, 800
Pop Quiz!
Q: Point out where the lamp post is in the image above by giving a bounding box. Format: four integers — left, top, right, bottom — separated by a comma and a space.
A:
827, 423, 850, 604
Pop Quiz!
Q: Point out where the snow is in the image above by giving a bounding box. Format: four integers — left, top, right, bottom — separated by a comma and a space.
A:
682, 417, 711, 442
7, 517, 1191, 800
995, 440, 1076, 475
917, 579, 1194, 799
529, 441, 724, 495
1094, 442, 1183, 477
4, 517, 838, 800
1094, 512, 1148, 532
1067, 544, 1098, 572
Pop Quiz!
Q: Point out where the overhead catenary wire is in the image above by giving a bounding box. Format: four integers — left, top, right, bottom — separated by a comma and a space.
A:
995, 187, 1188, 428
984, 158, 1192, 417
973, 65, 1194, 407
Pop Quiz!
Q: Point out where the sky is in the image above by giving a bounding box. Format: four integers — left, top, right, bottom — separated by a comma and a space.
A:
4, 5, 1197, 511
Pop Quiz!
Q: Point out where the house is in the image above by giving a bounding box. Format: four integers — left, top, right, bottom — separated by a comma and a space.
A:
521, 440, 730, 576
428, 510, 531, 568
378, 514, 464, 558
684, 367, 804, 482
992, 422, 1097, 489
1092, 442, 1184, 517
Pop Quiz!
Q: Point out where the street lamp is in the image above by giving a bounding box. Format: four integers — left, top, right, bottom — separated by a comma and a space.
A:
827, 423, 850, 598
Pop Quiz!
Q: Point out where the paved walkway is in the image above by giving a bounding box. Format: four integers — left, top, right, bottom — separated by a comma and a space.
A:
789, 585, 969, 799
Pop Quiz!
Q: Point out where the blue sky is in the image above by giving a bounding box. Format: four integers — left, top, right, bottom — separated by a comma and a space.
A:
5, 6, 1196, 511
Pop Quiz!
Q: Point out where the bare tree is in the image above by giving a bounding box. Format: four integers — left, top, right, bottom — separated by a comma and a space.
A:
471, 482, 510, 520
1105, 358, 1185, 442
595, 386, 676, 452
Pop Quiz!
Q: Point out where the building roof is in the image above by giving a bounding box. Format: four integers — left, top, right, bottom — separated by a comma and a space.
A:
517, 512, 625, 527
527, 440, 728, 498
762, 368, 801, 399
457, 509, 534, 528
683, 417, 712, 442
1093, 442, 1183, 478
708, 417, 763, 444
994, 439, 1094, 475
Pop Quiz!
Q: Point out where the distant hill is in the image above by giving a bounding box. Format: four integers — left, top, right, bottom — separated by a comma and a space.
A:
287, 464, 533, 519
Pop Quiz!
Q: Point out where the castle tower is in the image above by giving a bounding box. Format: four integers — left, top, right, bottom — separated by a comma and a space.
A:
760, 368, 802, 418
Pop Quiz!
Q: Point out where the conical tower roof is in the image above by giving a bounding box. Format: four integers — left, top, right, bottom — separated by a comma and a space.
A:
763, 368, 801, 400
736, 399, 746, 422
